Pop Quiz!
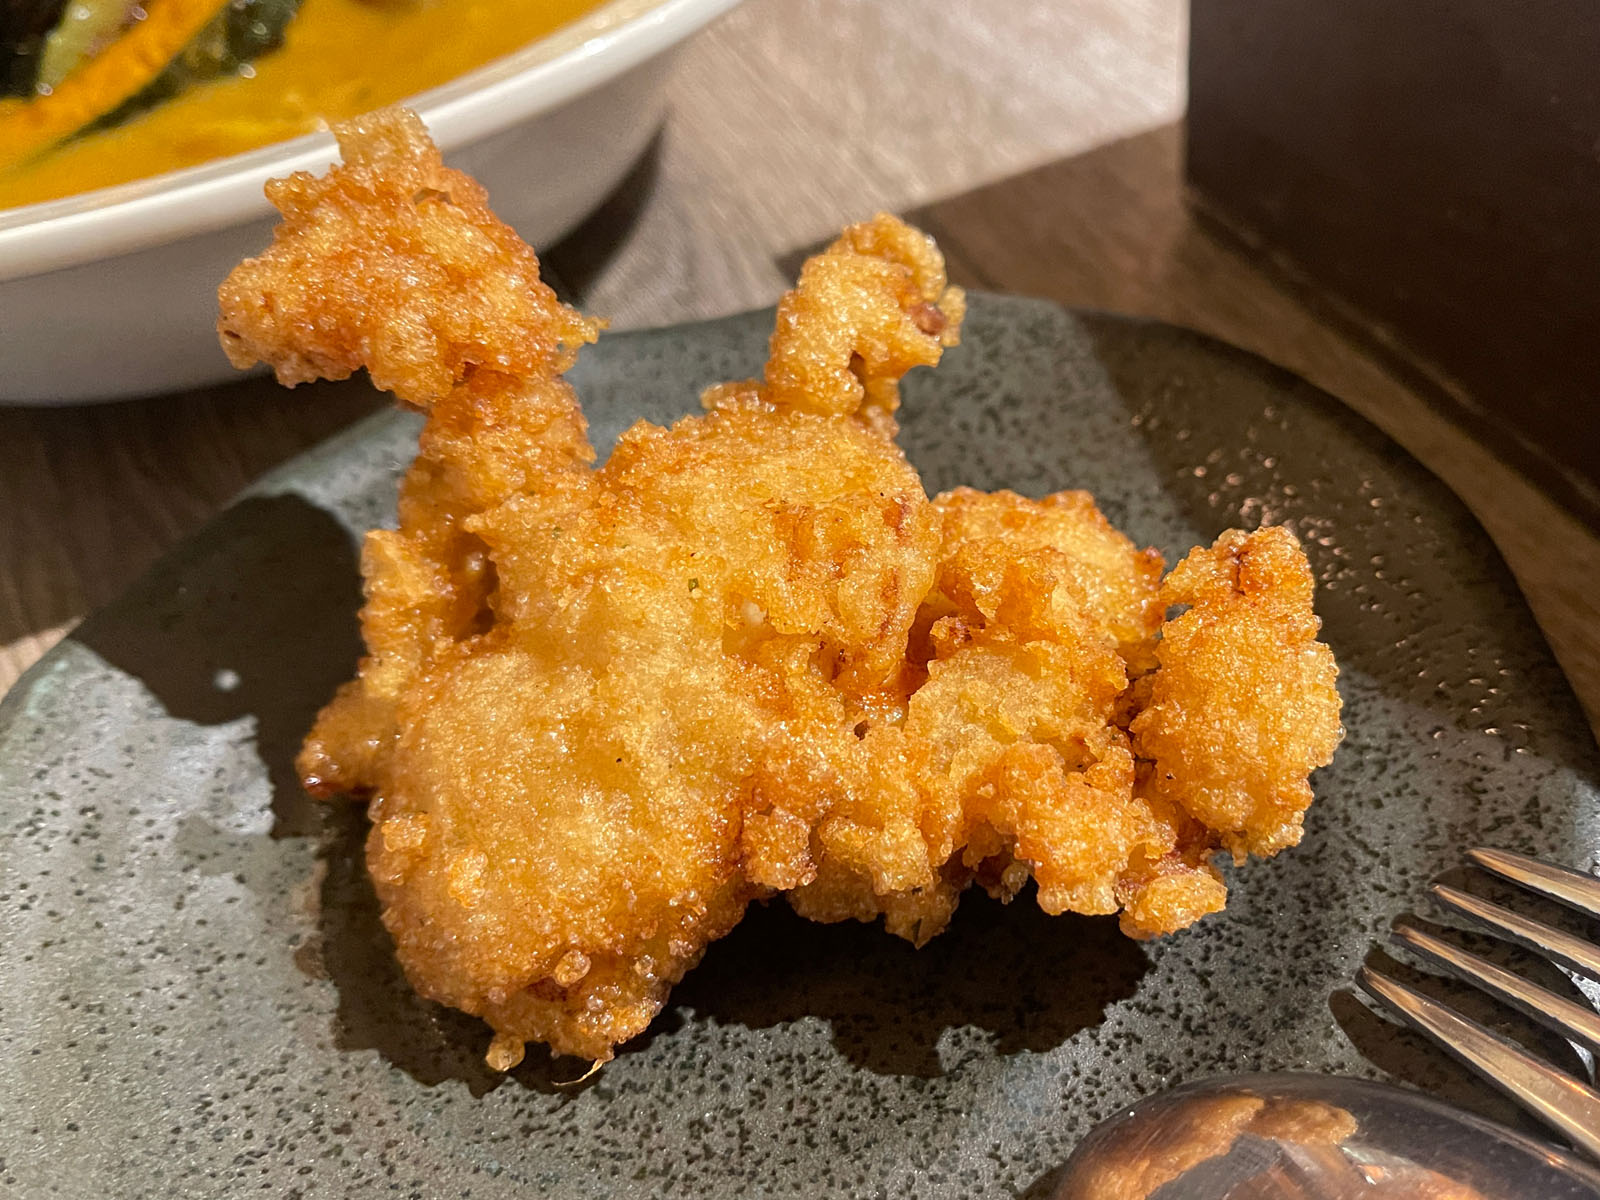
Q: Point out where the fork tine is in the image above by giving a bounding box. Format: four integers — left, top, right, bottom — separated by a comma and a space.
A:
1469, 848, 1600, 922
1393, 921, 1600, 1054
1431, 883, 1600, 980
1359, 965, 1600, 1161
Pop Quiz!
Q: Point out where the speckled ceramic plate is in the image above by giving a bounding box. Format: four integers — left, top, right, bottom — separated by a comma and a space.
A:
4, 296, 1598, 1199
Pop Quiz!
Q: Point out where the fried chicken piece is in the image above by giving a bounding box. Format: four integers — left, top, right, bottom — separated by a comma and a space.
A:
219, 107, 1342, 1067
220, 110, 962, 1064
930, 487, 1166, 661
1130, 527, 1344, 860
783, 497, 1329, 944
776, 485, 1168, 940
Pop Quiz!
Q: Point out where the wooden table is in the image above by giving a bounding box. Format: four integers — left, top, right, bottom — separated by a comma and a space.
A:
4, 0, 1598, 733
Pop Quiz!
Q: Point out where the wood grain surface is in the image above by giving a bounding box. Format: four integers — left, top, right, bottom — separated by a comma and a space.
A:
4, 0, 1597, 736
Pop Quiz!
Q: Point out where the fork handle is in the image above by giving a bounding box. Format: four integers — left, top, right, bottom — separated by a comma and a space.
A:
1360, 965, 1600, 1162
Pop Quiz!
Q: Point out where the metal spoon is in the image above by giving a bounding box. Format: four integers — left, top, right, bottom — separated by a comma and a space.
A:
1048, 1072, 1600, 1199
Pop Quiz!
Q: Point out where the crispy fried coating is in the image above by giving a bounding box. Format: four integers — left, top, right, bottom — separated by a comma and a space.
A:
218, 108, 599, 408
930, 487, 1167, 662
764, 215, 964, 437
1130, 527, 1343, 860
219, 108, 1342, 1066
782, 498, 1329, 943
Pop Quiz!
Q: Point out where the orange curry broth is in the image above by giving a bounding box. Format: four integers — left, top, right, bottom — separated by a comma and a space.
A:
0, 0, 603, 210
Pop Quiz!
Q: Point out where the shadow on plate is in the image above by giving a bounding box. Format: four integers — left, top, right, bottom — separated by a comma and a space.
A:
663, 889, 1149, 1079
72, 493, 364, 838
0, 379, 379, 675
307, 801, 607, 1099
309, 801, 1149, 1091
63, 491, 603, 1096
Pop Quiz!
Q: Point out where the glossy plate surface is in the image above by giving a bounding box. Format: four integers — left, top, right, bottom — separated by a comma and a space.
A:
3, 296, 1597, 1197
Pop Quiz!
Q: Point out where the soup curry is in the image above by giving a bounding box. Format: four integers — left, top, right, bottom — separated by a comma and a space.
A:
0, 0, 604, 210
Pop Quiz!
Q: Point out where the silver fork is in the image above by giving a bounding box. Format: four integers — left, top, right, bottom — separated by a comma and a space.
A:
1360, 848, 1600, 1160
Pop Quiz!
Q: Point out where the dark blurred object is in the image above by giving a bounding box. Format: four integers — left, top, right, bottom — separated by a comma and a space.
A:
81, 0, 302, 137
1, 0, 69, 95
1187, 1, 1600, 527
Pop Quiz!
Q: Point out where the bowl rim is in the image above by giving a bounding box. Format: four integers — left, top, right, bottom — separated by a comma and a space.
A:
0, 0, 740, 283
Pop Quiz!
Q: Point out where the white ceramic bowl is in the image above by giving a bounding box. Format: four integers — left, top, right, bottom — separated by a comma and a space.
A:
0, 0, 740, 404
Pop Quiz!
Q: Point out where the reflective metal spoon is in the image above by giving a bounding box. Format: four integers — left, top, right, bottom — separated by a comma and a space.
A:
1049, 1073, 1600, 1199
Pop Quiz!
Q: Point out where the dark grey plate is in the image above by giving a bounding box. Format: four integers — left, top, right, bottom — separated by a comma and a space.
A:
3, 296, 1598, 1199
